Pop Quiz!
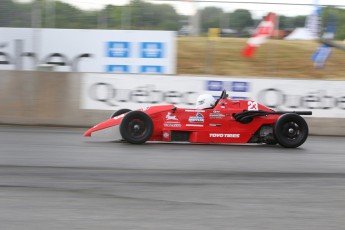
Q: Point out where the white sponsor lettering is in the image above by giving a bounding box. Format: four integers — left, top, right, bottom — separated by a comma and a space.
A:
209, 133, 240, 138
209, 111, 224, 119
164, 123, 182, 127
166, 112, 178, 121
185, 109, 205, 113
188, 113, 204, 123
186, 124, 203, 127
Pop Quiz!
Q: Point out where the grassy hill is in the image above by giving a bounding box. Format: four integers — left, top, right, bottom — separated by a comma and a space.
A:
177, 37, 345, 80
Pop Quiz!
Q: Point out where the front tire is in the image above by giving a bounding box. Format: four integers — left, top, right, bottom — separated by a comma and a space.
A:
119, 111, 153, 144
273, 113, 309, 148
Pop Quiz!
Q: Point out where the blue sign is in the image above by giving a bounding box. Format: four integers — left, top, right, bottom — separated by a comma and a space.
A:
140, 42, 164, 58
206, 81, 224, 91
140, 66, 163, 74
231, 82, 250, 92
231, 96, 249, 100
106, 65, 130, 73
106, 42, 130, 58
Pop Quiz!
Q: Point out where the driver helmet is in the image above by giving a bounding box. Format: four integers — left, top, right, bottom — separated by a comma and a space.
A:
196, 94, 216, 109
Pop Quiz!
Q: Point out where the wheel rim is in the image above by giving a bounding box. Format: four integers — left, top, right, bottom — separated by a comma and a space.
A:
127, 118, 147, 138
282, 121, 300, 139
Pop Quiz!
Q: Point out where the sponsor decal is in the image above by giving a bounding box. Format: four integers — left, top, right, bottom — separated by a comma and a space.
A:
209, 110, 225, 119
185, 109, 205, 113
165, 112, 178, 121
209, 123, 221, 127
258, 88, 345, 110
106, 65, 130, 73
186, 124, 203, 127
163, 132, 170, 138
164, 112, 181, 127
188, 113, 204, 123
209, 133, 240, 138
0, 39, 92, 72
164, 123, 182, 127
88, 83, 198, 106
248, 101, 259, 111
231, 82, 250, 92
140, 42, 164, 58
206, 80, 224, 91
107, 42, 130, 58
206, 81, 250, 92
205, 81, 250, 100
231, 96, 248, 100
140, 66, 163, 74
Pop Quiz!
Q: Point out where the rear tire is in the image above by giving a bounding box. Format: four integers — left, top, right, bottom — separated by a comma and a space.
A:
119, 111, 153, 144
111, 109, 131, 118
273, 113, 309, 148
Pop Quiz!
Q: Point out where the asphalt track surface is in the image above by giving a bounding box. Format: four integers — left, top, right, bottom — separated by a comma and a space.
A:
1, 126, 345, 230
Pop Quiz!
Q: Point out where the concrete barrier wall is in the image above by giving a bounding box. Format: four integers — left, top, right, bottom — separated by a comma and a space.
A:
0, 71, 108, 127
1, 70, 345, 136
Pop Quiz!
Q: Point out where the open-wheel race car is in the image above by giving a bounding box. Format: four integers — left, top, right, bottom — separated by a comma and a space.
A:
84, 89, 312, 148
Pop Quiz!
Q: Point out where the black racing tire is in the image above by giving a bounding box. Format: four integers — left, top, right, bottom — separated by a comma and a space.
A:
110, 109, 131, 118
119, 111, 153, 144
273, 113, 309, 148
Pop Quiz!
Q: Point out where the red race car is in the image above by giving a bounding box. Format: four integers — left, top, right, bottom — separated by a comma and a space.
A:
84, 89, 312, 148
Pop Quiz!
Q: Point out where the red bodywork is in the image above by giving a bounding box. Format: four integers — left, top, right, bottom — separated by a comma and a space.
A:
84, 98, 280, 144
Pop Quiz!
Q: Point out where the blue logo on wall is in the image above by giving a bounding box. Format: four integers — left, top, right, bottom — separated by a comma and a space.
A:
231, 82, 250, 92
231, 96, 249, 100
140, 66, 163, 74
141, 42, 164, 58
106, 65, 130, 73
107, 42, 130, 58
206, 81, 224, 91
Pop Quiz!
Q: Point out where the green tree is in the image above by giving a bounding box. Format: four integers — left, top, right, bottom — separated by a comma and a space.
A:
228, 9, 254, 32
323, 7, 345, 40
129, 0, 179, 30
154, 4, 180, 30
0, 0, 20, 27
200, 7, 223, 32
106, 5, 123, 29
292, 15, 306, 28
53, 1, 95, 28
279, 16, 296, 29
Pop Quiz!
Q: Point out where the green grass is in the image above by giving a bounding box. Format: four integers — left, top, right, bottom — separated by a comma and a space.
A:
177, 37, 345, 80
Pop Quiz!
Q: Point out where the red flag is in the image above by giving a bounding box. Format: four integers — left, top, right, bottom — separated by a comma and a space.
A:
242, 12, 277, 58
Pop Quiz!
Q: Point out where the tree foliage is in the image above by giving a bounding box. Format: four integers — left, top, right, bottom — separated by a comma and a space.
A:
228, 9, 254, 32
1, 0, 345, 39
200, 7, 223, 32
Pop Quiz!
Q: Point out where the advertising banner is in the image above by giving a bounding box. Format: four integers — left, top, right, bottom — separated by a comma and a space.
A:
81, 74, 203, 110
205, 77, 345, 118
82, 74, 345, 118
0, 28, 176, 74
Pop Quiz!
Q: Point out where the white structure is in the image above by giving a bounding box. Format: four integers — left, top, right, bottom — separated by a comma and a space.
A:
0, 28, 176, 74
284, 27, 318, 40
